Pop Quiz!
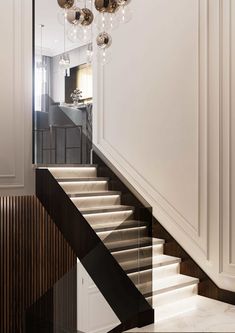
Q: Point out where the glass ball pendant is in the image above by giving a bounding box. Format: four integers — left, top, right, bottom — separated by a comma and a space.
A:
67, 24, 81, 43
116, 0, 131, 5
67, 7, 84, 25
97, 48, 112, 65
67, 24, 91, 43
95, 12, 119, 31
117, 4, 132, 24
81, 8, 94, 26
57, 9, 68, 25
96, 32, 112, 49
57, 0, 74, 9
79, 25, 92, 42
86, 43, 93, 64
95, 0, 118, 13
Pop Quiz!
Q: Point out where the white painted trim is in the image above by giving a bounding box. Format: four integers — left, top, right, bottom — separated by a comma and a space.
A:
0, 0, 34, 194
93, 0, 235, 291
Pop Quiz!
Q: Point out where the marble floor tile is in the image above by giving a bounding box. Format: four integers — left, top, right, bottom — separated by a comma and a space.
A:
127, 296, 235, 332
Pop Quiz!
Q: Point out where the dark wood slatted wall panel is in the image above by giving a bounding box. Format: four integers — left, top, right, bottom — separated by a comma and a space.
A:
0, 196, 77, 333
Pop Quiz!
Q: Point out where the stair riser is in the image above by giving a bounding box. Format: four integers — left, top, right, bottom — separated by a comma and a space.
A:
84, 210, 134, 224
92, 221, 146, 233
113, 245, 163, 264
59, 181, 108, 194
153, 262, 180, 280
153, 244, 164, 256
72, 195, 121, 209
99, 227, 148, 242
49, 167, 97, 178
154, 296, 198, 322
151, 284, 198, 307
128, 262, 180, 288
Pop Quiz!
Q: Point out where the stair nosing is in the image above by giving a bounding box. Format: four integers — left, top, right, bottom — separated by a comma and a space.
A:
108, 238, 164, 253
92, 220, 148, 232
126, 256, 181, 275
58, 177, 109, 183
97, 225, 147, 235
81, 205, 134, 215
146, 275, 199, 298
69, 191, 122, 198
38, 164, 98, 168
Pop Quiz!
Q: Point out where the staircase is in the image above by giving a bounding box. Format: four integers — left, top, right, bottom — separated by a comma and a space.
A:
46, 165, 199, 323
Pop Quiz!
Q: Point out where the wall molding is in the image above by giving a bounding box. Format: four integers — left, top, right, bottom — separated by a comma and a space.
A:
220, 0, 235, 276
93, 0, 235, 291
95, 0, 210, 258
0, 0, 34, 193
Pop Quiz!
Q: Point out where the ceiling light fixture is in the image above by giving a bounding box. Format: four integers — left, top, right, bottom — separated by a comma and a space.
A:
59, 7, 71, 77
57, 0, 132, 64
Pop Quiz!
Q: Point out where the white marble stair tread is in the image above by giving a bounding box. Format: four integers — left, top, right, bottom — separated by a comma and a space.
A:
80, 205, 134, 214
84, 210, 134, 224
134, 274, 198, 300
121, 254, 181, 274
132, 274, 198, 304
44, 164, 97, 167
91, 220, 148, 232
107, 237, 164, 253
113, 242, 164, 266
59, 179, 109, 193
58, 177, 109, 182
154, 295, 199, 322
69, 191, 121, 198
152, 274, 199, 296
71, 193, 121, 209
48, 166, 97, 179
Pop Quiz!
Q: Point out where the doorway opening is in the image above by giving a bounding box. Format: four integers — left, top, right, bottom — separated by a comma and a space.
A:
33, 0, 93, 165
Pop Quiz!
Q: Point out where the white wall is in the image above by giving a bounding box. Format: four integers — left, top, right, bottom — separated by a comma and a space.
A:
77, 260, 120, 333
93, 0, 235, 292
0, 0, 34, 196
51, 45, 88, 103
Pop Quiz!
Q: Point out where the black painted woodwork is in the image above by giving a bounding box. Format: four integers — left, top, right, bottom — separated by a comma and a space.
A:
93, 151, 153, 234
36, 169, 154, 330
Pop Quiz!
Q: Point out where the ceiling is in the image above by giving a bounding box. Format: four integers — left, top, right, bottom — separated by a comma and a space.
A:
35, 0, 88, 57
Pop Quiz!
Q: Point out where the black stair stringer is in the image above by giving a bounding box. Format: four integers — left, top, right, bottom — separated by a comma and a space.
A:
36, 169, 154, 332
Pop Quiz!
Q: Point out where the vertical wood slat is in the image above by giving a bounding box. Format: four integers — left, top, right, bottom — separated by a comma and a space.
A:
0, 195, 77, 333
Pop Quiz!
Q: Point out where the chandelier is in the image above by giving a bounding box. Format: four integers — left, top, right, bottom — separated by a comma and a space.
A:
57, 0, 132, 65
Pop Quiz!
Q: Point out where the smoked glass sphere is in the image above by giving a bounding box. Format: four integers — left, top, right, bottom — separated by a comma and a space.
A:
95, 0, 118, 13
57, 0, 74, 9
96, 32, 112, 49
67, 7, 84, 24
81, 8, 94, 26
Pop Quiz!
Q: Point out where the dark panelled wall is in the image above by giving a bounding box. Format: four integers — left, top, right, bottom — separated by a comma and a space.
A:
0, 196, 77, 333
